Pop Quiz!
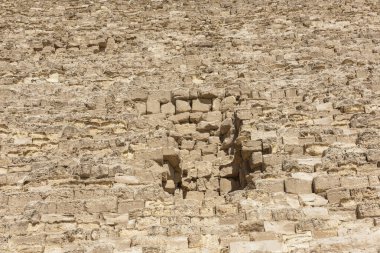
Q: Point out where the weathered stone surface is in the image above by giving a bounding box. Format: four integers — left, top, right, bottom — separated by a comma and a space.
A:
313, 176, 341, 193
229, 240, 284, 253
285, 178, 313, 194
176, 100, 191, 113
1, 1, 380, 252
255, 179, 285, 193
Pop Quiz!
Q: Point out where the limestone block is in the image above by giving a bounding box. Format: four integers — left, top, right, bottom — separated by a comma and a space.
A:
86, 198, 117, 213
326, 188, 350, 204
219, 118, 233, 135
146, 99, 160, 114
198, 87, 225, 98
192, 98, 211, 112
313, 175, 340, 193
13, 137, 32, 145
220, 178, 239, 195
203, 111, 222, 122
163, 147, 180, 168
236, 109, 252, 120
135, 102, 147, 115
164, 180, 176, 194
216, 204, 238, 216
118, 200, 145, 213
135, 217, 161, 230
104, 213, 129, 225
176, 100, 191, 113
193, 132, 209, 141
367, 149, 380, 162
181, 140, 195, 150
239, 220, 265, 233
196, 121, 220, 131
168, 112, 190, 123
166, 236, 189, 250
313, 116, 333, 126
368, 176, 380, 186
340, 176, 369, 189
115, 175, 140, 185
357, 203, 380, 218
249, 232, 279, 241
220, 96, 236, 112
250, 152, 263, 169
127, 89, 148, 101
255, 179, 284, 193
8, 192, 42, 214
285, 178, 312, 194
172, 88, 190, 100
175, 124, 196, 136
200, 143, 218, 155
264, 221, 296, 234
285, 173, 313, 194
316, 102, 333, 111
251, 131, 277, 140
282, 136, 299, 145
302, 207, 329, 219
271, 89, 285, 99
41, 214, 75, 223
186, 191, 204, 203
220, 166, 239, 178
148, 90, 171, 103
195, 161, 212, 178
189, 112, 203, 123
134, 148, 163, 164
305, 143, 329, 156
229, 240, 284, 253
212, 98, 221, 111
285, 88, 297, 98
161, 102, 175, 115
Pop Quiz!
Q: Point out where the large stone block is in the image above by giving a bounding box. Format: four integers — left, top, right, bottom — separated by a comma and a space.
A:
285, 173, 313, 194
176, 100, 191, 113
146, 99, 160, 114
161, 102, 175, 115
255, 179, 284, 193
357, 203, 380, 218
86, 198, 117, 213
326, 188, 350, 204
313, 175, 340, 193
220, 178, 239, 195
229, 240, 284, 253
192, 99, 211, 112
250, 152, 263, 169
340, 176, 369, 189
264, 221, 296, 234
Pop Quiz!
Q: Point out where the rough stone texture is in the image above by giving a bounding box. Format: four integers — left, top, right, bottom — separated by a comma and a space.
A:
0, 0, 380, 252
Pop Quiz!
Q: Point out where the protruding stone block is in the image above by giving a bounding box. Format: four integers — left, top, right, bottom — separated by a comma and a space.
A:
172, 88, 190, 100
326, 188, 350, 204
313, 175, 340, 193
176, 100, 191, 113
220, 96, 236, 112
220, 178, 239, 195
250, 152, 263, 169
146, 99, 160, 114
192, 99, 211, 112
285, 173, 313, 194
164, 180, 175, 194
357, 203, 380, 218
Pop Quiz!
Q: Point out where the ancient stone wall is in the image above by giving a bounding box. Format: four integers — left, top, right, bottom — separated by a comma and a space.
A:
0, 0, 379, 252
